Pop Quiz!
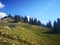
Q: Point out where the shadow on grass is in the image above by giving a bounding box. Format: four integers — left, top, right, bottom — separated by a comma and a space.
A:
43, 30, 60, 34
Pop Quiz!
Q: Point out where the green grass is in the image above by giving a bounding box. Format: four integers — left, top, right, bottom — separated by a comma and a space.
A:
0, 22, 60, 45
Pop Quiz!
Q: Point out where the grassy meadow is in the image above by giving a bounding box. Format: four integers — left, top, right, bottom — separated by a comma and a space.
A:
0, 22, 60, 45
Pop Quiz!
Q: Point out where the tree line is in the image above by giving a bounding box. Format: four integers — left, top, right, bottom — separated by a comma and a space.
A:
2, 15, 60, 33
3, 15, 42, 26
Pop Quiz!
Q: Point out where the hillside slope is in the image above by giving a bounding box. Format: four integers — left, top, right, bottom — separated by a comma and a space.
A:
0, 22, 60, 45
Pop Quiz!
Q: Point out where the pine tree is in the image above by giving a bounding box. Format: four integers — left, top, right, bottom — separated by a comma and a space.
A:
33, 18, 37, 25
56, 18, 60, 32
14, 15, 20, 23
24, 16, 28, 23
37, 20, 41, 26
8, 14, 13, 19
46, 21, 52, 28
53, 21, 58, 33
29, 17, 34, 24
53, 18, 60, 33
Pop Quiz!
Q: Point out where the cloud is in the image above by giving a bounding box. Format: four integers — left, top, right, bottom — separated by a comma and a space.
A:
0, 2, 5, 8
0, 12, 7, 18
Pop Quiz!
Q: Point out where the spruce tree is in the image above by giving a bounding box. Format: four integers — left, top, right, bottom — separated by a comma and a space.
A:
14, 15, 20, 23
46, 21, 52, 28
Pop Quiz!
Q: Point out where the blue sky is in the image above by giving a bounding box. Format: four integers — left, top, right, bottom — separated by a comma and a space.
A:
0, 0, 60, 24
